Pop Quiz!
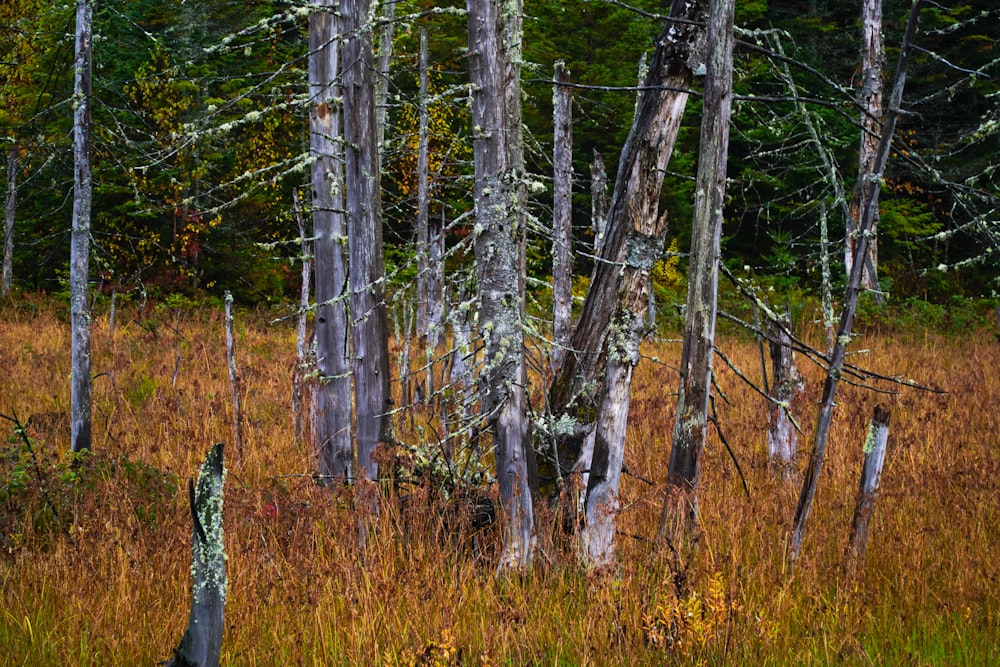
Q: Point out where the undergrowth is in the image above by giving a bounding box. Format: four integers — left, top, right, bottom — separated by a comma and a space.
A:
0, 296, 997, 665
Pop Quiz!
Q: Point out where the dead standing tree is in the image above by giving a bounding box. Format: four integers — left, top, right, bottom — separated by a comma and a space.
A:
659, 0, 735, 544
309, 0, 354, 481
545, 0, 708, 495
551, 61, 573, 373
790, 0, 925, 567
467, 0, 536, 570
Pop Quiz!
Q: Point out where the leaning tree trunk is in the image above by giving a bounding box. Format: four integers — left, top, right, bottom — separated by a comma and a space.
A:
343, 0, 393, 482
70, 0, 93, 454
3, 147, 15, 297
309, 1, 353, 481
165, 443, 226, 667
551, 61, 573, 373
660, 0, 735, 543
847, 0, 884, 297
467, 0, 535, 570
790, 0, 924, 567
545, 0, 708, 492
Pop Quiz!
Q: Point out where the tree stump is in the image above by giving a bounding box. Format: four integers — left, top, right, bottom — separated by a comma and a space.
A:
164, 443, 226, 667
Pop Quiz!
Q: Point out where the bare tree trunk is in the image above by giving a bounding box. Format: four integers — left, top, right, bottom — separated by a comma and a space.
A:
552, 61, 573, 373
847, 0, 885, 298
70, 0, 93, 454
660, 0, 734, 542
224, 293, 244, 464
3, 147, 14, 298
590, 149, 608, 266
846, 404, 891, 576
309, 1, 353, 481
292, 190, 312, 445
374, 0, 396, 161
416, 26, 431, 341
766, 308, 803, 478
343, 0, 393, 482
546, 0, 707, 489
790, 0, 924, 567
165, 443, 226, 667
467, 0, 535, 570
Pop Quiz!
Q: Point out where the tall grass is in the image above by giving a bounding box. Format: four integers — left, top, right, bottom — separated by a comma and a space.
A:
1, 296, 997, 665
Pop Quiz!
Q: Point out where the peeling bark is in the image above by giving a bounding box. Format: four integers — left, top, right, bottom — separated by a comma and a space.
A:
766, 309, 804, 478
846, 404, 891, 576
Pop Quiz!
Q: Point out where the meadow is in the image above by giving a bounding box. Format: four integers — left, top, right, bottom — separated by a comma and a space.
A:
1, 295, 998, 665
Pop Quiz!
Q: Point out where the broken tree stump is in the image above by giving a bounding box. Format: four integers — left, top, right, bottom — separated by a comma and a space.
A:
766, 309, 804, 478
846, 405, 890, 576
165, 443, 226, 667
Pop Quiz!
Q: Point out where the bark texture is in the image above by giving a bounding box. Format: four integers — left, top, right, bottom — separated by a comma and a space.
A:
589, 149, 608, 265
292, 190, 312, 445
846, 404, 891, 575
551, 62, 573, 372
70, 0, 93, 454
766, 311, 804, 477
3, 148, 14, 297
166, 443, 226, 667
343, 0, 392, 482
847, 0, 884, 295
309, 1, 353, 481
467, 0, 535, 569
224, 293, 244, 463
660, 0, 734, 541
546, 0, 707, 489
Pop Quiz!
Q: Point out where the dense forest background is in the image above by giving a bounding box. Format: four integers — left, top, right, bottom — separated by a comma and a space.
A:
1, 0, 996, 308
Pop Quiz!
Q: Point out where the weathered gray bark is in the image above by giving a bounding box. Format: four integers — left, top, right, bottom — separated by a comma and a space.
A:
660, 0, 734, 541
590, 149, 608, 265
374, 0, 396, 160
551, 61, 573, 372
467, 0, 535, 570
847, 0, 884, 296
292, 190, 312, 445
416, 26, 431, 342
70, 0, 93, 454
343, 0, 393, 482
846, 404, 891, 575
165, 443, 226, 667
766, 309, 804, 478
546, 0, 707, 489
224, 293, 244, 464
309, 1, 353, 481
790, 0, 924, 567
3, 147, 14, 297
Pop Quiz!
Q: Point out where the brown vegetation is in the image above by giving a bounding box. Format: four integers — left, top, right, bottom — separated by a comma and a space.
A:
1, 296, 997, 664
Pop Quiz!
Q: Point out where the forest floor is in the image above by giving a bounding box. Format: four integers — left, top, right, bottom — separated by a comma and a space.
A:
1, 295, 998, 665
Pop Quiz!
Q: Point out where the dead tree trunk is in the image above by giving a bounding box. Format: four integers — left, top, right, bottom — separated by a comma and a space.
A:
551, 61, 573, 372
546, 0, 707, 492
3, 147, 14, 297
660, 0, 734, 542
790, 0, 923, 567
589, 149, 608, 270
224, 292, 244, 464
416, 26, 431, 342
165, 443, 226, 667
343, 0, 393, 482
766, 308, 803, 478
847, 0, 884, 298
292, 190, 312, 445
467, 0, 535, 570
70, 0, 93, 454
374, 0, 396, 161
309, 1, 353, 481
846, 404, 891, 575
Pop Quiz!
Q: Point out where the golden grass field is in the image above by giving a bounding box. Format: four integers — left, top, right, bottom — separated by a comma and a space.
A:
1, 296, 998, 665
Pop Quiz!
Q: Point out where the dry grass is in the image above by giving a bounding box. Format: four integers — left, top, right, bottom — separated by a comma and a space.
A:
1, 296, 997, 665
